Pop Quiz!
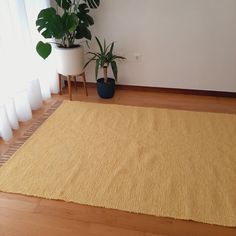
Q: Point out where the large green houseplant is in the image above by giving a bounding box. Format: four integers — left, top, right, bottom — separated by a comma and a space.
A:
36, 0, 100, 59
36, 0, 100, 80
84, 37, 125, 99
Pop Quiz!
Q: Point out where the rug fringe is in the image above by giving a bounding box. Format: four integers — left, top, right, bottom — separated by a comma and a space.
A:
0, 100, 62, 166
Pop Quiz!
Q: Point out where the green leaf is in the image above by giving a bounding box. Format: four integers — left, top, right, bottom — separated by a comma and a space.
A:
103, 39, 107, 54
85, 40, 90, 49
36, 7, 65, 39
77, 12, 94, 26
95, 37, 104, 55
84, 55, 96, 69
66, 13, 78, 33
85, 0, 100, 9
75, 26, 92, 40
109, 42, 114, 54
95, 59, 100, 80
78, 3, 89, 12
55, 0, 71, 10
86, 14, 94, 26
36, 41, 52, 59
88, 52, 100, 57
113, 55, 126, 60
106, 52, 113, 62
111, 61, 118, 80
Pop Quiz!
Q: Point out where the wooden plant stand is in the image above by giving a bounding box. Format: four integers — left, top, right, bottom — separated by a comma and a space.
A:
58, 72, 88, 101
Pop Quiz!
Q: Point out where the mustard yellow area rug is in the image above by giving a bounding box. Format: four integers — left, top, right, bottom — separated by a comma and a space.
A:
0, 101, 236, 227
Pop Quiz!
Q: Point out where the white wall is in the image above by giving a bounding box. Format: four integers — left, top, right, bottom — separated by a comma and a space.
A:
86, 0, 236, 92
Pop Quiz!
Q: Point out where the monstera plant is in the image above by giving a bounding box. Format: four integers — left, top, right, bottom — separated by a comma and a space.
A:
36, 0, 100, 59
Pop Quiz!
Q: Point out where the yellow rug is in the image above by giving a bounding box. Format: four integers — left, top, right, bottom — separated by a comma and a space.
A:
0, 101, 236, 227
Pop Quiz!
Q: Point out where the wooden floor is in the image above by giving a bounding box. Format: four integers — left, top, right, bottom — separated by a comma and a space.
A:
0, 86, 236, 236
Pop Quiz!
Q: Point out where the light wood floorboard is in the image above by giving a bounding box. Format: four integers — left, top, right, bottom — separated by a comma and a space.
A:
0, 86, 236, 236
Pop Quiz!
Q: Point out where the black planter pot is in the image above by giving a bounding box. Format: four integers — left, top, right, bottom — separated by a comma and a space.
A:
96, 78, 115, 99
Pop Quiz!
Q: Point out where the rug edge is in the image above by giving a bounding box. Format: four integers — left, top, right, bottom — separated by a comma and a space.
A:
0, 100, 63, 166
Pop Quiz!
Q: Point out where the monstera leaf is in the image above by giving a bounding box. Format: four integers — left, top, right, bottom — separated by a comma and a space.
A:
55, 0, 99, 10
62, 12, 79, 33
75, 25, 92, 40
85, 0, 100, 8
36, 7, 64, 39
77, 4, 94, 27
55, 0, 72, 10
36, 41, 52, 59
75, 3, 94, 39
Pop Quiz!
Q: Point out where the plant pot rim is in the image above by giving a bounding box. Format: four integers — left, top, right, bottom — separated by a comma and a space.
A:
97, 77, 115, 81
55, 45, 82, 51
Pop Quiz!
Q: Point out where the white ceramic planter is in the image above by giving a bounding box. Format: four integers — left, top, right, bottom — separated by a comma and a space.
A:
55, 46, 84, 76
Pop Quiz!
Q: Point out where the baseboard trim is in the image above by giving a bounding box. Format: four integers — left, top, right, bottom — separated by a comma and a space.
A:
117, 85, 236, 98
75, 82, 236, 98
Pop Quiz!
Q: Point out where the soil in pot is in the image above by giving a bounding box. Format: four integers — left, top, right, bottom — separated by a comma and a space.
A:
97, 78, 115, 99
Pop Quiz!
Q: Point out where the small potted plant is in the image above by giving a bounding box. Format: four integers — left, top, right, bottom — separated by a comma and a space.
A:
36, 0, 100, 76
84, 37, 125, 99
